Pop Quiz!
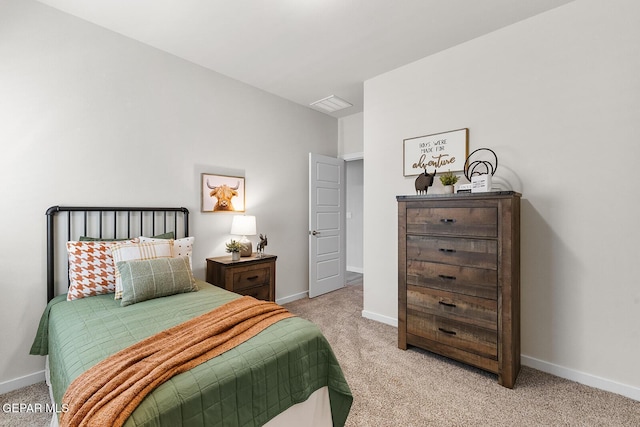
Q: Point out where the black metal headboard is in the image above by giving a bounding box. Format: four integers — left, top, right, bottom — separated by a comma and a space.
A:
46, 206, 190, 302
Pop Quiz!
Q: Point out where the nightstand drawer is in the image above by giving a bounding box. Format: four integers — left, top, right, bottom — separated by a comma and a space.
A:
235, 284, 271, 300
233, 266, 270, 292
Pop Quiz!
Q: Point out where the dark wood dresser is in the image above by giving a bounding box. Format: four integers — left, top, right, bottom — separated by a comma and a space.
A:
397, 192, 521, 388
206, 254, 276, 302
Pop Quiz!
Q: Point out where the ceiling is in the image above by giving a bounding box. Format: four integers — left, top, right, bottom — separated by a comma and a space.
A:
37, 0, 573, 118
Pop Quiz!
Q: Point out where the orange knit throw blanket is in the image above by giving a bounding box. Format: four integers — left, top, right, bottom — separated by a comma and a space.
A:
60, 296, 294, 427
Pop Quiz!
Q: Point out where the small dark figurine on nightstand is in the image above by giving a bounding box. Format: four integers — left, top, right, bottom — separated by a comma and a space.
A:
257, 234, 268, 258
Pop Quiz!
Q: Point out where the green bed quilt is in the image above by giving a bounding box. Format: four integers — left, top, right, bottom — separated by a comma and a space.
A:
30, 281, 352, 427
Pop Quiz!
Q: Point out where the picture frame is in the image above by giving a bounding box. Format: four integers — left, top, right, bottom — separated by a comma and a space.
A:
201, 173, 245, 213
403, 128, 469, 176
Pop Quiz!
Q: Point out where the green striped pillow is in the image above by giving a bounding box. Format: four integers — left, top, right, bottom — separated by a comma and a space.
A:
117, 256, 197, 307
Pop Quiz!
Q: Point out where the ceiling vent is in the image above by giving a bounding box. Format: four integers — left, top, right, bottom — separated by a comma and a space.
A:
310, 95, 353, 113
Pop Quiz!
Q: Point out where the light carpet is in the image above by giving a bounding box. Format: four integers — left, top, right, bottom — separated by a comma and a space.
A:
2, 280, 639, 426
284, 280, 640, 427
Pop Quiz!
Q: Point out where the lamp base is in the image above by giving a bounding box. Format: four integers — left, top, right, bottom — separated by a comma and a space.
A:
240, 240, 252, 257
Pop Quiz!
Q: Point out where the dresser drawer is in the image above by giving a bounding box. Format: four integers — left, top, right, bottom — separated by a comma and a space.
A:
407, 235, 498, 270
407, 311, 497, 359
407, 285, 497, 330
232, 265, 270, 292
406, 206, 497, 237
407, 260, 497, 299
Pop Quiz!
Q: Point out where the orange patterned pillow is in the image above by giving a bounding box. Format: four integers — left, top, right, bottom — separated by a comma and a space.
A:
66, 241, 118, 301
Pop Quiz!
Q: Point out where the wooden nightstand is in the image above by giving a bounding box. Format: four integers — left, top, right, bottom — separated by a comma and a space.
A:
205, 254, 277, 302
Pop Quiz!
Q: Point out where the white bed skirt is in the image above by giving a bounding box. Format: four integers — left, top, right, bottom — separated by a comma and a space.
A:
264, 386, 331, 427
46, 356, 332, 427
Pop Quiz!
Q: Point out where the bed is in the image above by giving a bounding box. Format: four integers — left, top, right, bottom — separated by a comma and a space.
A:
31, 206, 352, 427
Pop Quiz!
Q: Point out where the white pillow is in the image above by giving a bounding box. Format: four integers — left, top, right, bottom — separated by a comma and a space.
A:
110, 240, 174, 299
138, 236, 194, 267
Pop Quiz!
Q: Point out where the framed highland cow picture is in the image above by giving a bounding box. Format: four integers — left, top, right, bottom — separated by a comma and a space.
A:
201, 173, 245, 213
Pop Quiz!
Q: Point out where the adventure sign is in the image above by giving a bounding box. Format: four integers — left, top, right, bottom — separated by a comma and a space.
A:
403, 128, 468, 177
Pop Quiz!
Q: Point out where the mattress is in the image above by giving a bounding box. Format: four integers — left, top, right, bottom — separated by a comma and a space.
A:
31, 281, 352, 426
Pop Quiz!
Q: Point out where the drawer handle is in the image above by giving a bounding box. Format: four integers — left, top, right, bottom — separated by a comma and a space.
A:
438, 248, 456, 253
438, 300, 457, 308
438, 327, 457, 336
438, 274, 457, 281
246, 275, 259, 280
440, 218, 456, 223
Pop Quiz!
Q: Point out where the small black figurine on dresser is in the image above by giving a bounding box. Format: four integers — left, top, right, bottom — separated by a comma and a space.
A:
414, 169, 435, 194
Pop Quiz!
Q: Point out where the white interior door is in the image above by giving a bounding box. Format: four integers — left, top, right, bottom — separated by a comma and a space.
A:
309, 153, 346, 298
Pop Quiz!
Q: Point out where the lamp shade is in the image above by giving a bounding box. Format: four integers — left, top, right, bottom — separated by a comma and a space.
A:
230, 215, 256, 236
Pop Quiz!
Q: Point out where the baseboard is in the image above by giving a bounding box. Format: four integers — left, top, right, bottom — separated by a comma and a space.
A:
362, 309, 398, 327
0, 370, 45, 395
360, 309, 640, 402
277, 290, 308, 305
521, 355, 640, 401
346, 266, 363, 274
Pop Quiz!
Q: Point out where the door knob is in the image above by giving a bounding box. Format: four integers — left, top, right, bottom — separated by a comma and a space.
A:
312, 230, 321, 236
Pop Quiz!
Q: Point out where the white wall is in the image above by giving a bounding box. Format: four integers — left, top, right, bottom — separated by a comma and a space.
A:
345, 159, 363, 273
363, 0, 640, 399
0, 0, 337, 391
338, 112, 364, 157
339, 113, 364, 273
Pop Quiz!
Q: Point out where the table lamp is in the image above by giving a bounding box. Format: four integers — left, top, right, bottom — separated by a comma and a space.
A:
230, 215, 256, 257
